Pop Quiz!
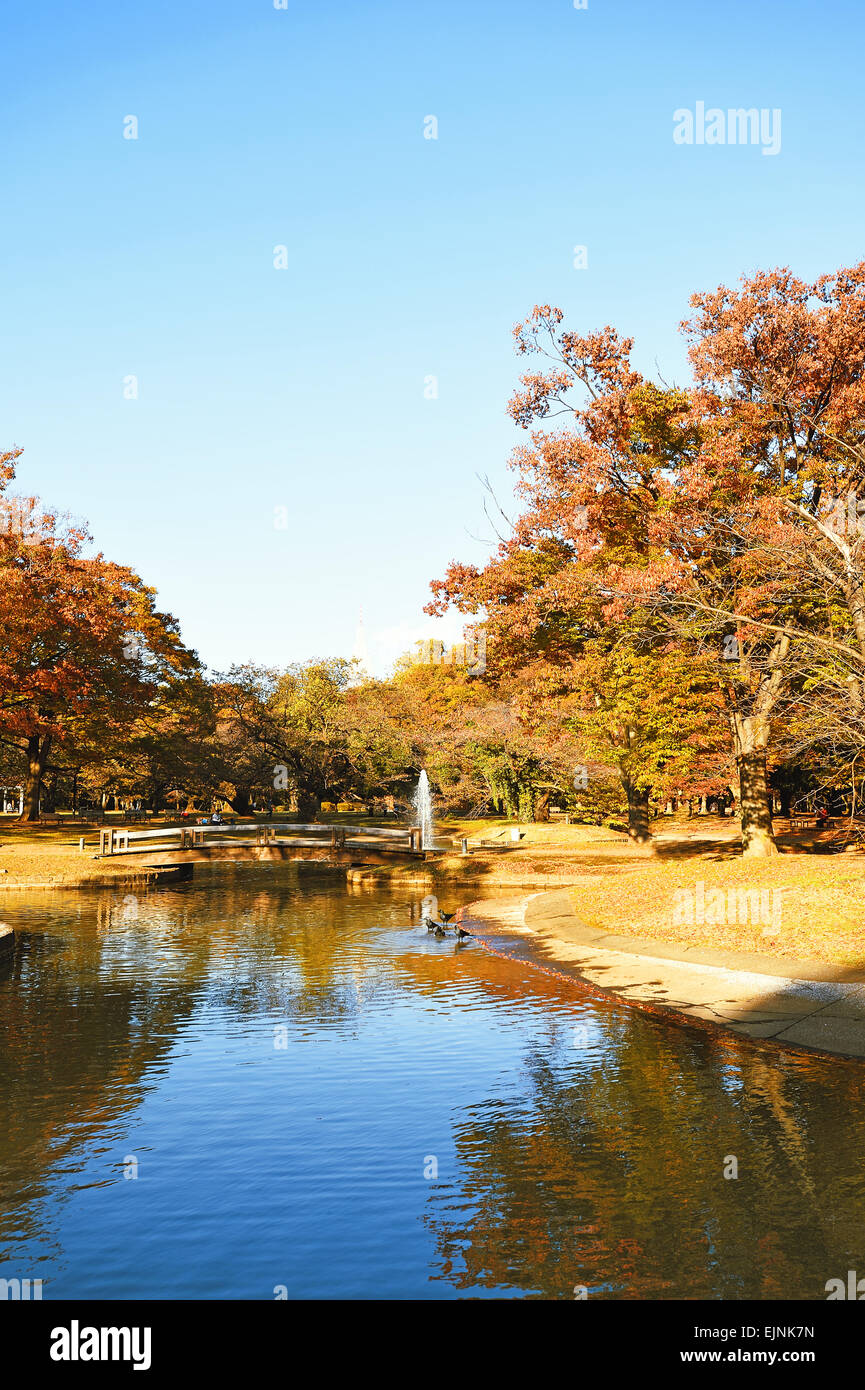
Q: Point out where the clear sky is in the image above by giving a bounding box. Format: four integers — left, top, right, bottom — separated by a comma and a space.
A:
2, 0, 863, 676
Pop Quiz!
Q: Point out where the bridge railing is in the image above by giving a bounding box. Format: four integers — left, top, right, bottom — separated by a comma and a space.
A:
87, 822, 423, 856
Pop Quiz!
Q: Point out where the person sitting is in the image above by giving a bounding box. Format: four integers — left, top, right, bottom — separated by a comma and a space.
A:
211, 811, 224, 825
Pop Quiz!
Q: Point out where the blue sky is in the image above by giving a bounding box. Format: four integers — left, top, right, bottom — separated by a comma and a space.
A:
2, 0, 863, 675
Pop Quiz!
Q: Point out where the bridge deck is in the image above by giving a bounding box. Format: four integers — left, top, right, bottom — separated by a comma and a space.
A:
85, 821, 425, 864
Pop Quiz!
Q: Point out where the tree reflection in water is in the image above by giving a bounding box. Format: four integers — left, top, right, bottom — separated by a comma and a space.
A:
1, 867, 862, 1299
424, 1006, 865, 1299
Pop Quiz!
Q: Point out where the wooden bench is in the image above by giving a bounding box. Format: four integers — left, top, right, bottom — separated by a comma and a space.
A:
790, 816, 818, 831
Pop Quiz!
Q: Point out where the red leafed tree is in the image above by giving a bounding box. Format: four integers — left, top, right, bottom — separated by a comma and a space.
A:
427, 315, 728, 842
679, 265, 865, 837
0, 452, 198, 820
428, 291, 855, 854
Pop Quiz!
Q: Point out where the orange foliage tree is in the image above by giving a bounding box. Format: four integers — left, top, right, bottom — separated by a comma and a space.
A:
0, 452, 197, 820
428, 271, 865, 852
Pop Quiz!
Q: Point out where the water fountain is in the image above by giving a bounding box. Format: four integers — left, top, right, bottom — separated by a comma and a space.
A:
412, 770, 434, 850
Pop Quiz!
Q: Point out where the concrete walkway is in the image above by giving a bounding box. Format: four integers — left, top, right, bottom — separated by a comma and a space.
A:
466, 888, 865, 1059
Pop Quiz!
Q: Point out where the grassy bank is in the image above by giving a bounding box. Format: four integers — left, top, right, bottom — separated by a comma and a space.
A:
566, 855, 865, 966
0, 818, 193, 889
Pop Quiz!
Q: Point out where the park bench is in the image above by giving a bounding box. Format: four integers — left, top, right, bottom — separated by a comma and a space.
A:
789, 815, 818, 830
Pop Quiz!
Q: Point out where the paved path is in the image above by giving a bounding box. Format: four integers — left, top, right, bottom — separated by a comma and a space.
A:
465, 888, 865, 1059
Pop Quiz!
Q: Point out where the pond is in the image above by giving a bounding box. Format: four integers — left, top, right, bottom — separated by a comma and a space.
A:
0, 866, 862, 1299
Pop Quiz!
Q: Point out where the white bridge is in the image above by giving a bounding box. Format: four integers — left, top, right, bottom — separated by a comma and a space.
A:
88, 821, 424, 865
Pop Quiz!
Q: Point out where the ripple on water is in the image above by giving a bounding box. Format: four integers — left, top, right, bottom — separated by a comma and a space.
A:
0, 868, 862, 1299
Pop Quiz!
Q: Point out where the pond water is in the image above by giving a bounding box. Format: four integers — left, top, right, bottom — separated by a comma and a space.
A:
0, 866, 863, 1300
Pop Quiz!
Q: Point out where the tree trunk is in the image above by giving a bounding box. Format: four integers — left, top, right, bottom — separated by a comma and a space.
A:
728, 638, 787, 855
296, 787, 320, 821
21, 735, 51, 822
623, 778, 652, 845
533, 790, 551, 823
231, 786, 251, 817
42, 771, 58, 813
732, 710, 779, 856
737, 749, 778, 855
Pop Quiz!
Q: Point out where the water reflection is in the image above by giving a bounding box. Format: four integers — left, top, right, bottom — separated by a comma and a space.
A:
0, 866, 862, 1299
425, 1016, 865, 1299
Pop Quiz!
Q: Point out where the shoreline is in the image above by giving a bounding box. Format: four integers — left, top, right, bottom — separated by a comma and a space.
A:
0, 837, 597, 893
0, 865, 191, 891
462, 889, 865, 1061
0, 860, 574, 891
4, 838, 865, 1057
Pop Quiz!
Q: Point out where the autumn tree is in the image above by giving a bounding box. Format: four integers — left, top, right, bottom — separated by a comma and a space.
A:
673, 264, 865, 846
431, 285, 865, 854
92, 674, 217, 812
428, 322, 722, 841
0, 455, 197, 819
564, 639, 729, 839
